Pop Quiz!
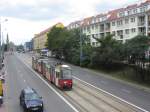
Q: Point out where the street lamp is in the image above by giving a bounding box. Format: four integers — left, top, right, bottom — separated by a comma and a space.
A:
0, 18, 8, 69
80, 27, 83, 66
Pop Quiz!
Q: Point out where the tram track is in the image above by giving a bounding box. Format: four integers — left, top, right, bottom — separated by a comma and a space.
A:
64, 79, 140, 112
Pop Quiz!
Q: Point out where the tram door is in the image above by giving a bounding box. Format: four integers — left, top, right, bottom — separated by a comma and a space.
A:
55, 72, 60, 87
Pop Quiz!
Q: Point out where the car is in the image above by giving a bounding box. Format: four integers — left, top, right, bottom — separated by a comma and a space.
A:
0, 70, 5, 83
0, 75, 5, 83
0, 80, 3, 105
20, 87, 43, 112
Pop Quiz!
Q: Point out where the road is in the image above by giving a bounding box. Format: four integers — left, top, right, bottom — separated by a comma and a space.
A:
21, 52, 150, 112
4, 53, 76, 112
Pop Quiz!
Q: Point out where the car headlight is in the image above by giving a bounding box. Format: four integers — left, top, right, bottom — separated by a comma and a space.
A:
26, 104, 30, 108
40, 103, 43, 106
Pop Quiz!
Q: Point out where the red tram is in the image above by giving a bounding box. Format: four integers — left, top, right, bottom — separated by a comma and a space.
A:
51, 63, 72, 89
37, 58, 48, 74
32, 57, 73, 90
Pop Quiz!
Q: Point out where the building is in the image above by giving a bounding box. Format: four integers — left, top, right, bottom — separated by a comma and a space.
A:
67, 0, 150, 46
33, 23, 64, 51
24, 40, 33, 51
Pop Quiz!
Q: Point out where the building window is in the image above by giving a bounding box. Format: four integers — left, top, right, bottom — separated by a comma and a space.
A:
131, 17, 135, 22
127, 10, 131, 15
92, 25, 94, 30
117, 20, 123, 26
125, 18, 129, 24
119, 12, 124, 17
95, 24, 98, 30
112, 31, 116, 36
131, 28, 136, 33
125, 29, 129, 34
133, 9, 137, 14
112, 22, 115, 26
92, 42, 95, 46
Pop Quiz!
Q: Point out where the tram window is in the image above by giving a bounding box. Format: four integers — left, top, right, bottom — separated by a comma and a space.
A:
56, 72, 59, 78
62, 69, 72, 79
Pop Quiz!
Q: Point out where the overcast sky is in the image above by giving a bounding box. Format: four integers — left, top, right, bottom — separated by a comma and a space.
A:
0, 0, 140, 45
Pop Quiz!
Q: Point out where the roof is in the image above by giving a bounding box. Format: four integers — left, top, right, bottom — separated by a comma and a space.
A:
24, 87, 34, 94
68, 0, 150, 27
34, 22, 64, 38
62, 65, 70, 68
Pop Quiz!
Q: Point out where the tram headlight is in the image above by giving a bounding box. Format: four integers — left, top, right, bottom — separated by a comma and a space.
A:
64, 81, 67, 85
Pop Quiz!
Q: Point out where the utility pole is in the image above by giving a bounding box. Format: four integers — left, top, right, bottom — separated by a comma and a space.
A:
0, 18, 8, 69
80, 28, 83, 66
6, 33, 9, 51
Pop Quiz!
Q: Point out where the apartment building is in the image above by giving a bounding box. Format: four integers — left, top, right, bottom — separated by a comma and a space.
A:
33, 27, 51, 51
67, 0, 150, 46
33, 23, 64, 51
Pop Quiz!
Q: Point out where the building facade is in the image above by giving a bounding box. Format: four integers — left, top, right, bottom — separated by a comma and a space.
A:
33, 23, 64, 51
24, 40, 33, 51
67, 0, 150, 46
33, 28, 51, 51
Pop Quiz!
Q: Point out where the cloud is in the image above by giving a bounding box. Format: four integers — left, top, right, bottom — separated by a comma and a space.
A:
0, 0, 138, 21
0, 0, 139, 45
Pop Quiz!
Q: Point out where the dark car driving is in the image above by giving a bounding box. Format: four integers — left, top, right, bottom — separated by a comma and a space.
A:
20, 87, 43, 112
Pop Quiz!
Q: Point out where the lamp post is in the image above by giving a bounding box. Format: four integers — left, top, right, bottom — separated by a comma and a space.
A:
80, 27, 83, 66
0, 18, 8, 69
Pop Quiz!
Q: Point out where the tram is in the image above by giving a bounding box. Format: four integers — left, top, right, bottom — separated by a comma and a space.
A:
32, 56, 45, 71
32, 56, 72, 90
37, 58, 48, 74
51, 63, 72, 89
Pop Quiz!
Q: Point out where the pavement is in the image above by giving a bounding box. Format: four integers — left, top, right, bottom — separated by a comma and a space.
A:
4, 53, 76, 112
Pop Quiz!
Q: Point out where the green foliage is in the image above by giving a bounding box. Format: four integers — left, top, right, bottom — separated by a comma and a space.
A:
46, 27, 92, 65
124, 35, 150, 63
91, 34, 124, 67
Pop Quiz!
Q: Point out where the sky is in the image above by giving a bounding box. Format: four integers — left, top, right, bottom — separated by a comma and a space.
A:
0, 0, 140, 45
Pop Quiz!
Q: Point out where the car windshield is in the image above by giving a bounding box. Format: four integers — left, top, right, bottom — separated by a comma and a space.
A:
25, 93, 40, 100
62, 69, 72, 79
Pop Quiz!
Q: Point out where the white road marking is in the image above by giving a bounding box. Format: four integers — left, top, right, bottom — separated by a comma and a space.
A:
18, 56, 79, 112
122, 89, 131, 94
24, 80, 26, 83
73, 76, 149, 112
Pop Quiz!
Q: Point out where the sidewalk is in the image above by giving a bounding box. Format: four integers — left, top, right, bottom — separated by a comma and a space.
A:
0, 104, 6, 112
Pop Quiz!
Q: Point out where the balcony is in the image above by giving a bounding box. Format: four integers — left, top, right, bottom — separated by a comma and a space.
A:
100, 28, 104, 33
138, 21, 145, 26
105, 28, 110, 32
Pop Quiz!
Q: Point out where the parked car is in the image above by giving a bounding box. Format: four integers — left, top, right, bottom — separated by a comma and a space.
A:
0, 75, 5, 83
20, 87, 43, 112
0, 68, 5, 83
0, 80, 3, 105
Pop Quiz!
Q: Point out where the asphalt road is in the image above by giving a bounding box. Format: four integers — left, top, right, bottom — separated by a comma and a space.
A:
4, 54, 76, 112
16, 53, 150, 112
72, 66, 150, 111
24, 53, 150, 112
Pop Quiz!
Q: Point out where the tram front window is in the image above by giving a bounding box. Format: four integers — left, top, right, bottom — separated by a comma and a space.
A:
62, 69, 72, 79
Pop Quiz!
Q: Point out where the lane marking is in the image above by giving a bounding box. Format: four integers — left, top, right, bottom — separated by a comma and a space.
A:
17, 56, 79, 112
73, 76, 148, 112
24, 80, 26, 83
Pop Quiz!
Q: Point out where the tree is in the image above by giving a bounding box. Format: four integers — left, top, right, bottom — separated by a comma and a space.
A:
125, 35, 150, 64
46, 27, 92, 66
46, 26, 67, 58
91, 34, 124, 68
